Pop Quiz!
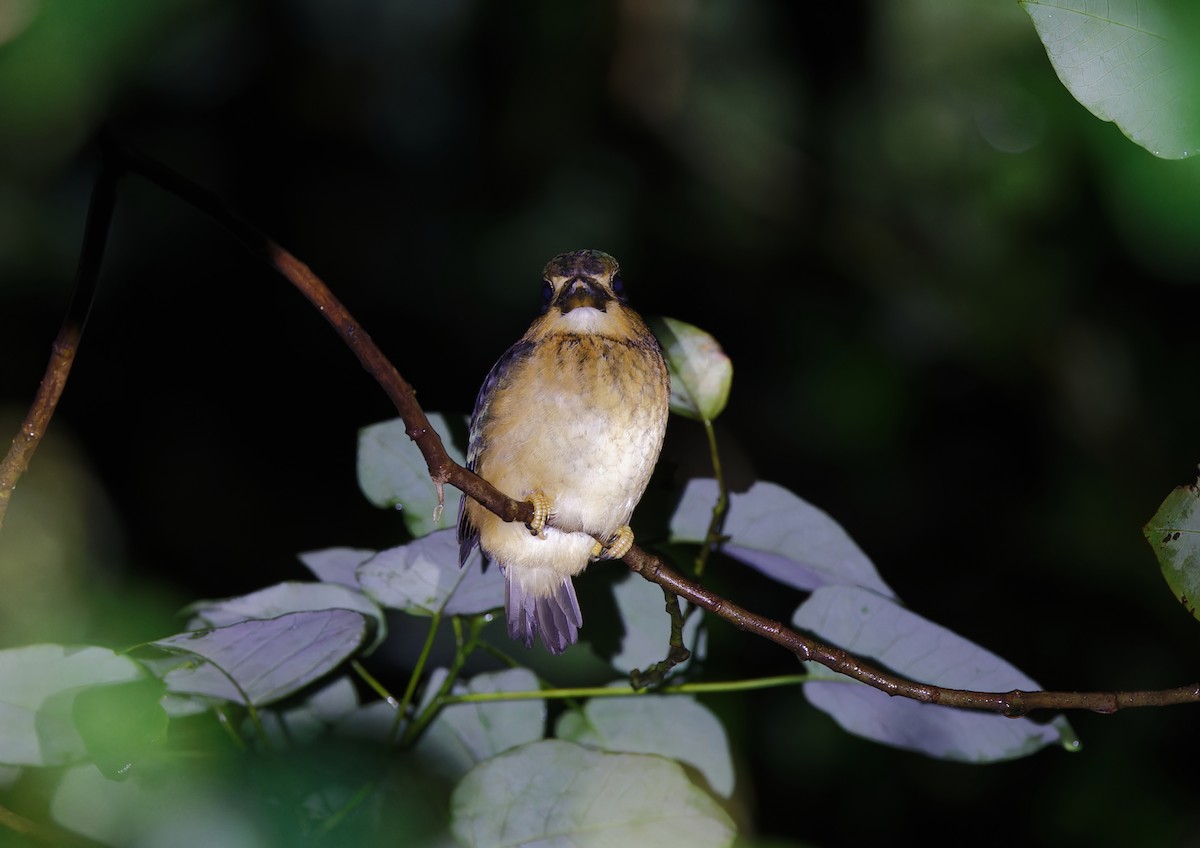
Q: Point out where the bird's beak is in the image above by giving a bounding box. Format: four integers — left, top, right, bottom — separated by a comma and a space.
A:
555, 276, 610, 313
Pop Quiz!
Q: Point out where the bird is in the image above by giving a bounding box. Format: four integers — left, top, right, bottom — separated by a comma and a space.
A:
457, 249, 670, 654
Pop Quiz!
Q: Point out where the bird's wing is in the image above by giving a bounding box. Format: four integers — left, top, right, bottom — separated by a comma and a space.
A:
456, 339, 536, 567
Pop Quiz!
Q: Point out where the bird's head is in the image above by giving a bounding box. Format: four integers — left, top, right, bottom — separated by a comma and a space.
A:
529, 249, 646, 341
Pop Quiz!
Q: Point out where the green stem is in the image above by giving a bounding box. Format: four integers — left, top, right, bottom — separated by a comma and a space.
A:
212, 703, 247, 751
317, 781, 376, 834
352, 660, 399, 709
476, 639, 590, 713
693, 417, 729, 580
474, 639, 524, 669
439, 674, 814, 705
389, 609, 443, 745
400, 616, 488, 747
243, 702, 272, 750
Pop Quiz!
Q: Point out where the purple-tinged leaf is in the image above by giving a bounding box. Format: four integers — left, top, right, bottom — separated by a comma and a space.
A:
298, 547, 376, 588
671, 479, 894, 597
793, 586, 1077, 762
154, 610, 367, 707
357, 529, 504, 617
186, 581, 386, 651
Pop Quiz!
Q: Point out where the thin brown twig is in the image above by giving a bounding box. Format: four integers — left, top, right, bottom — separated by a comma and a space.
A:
9, 138, 1200, 719
120, 142, 1196, 718
104, 137, 528, 530
624, 549, 1200, 714
0, 156, 119, 532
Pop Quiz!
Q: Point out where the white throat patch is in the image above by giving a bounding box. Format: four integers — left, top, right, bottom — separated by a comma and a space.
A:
557, 306, 611, 333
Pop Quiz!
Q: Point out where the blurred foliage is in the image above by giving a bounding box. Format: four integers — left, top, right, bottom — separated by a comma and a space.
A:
1022, 0, 1200, 159
0, 0, 203, 173
2, 0, 1200, 845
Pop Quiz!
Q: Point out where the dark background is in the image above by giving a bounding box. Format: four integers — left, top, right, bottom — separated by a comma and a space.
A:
3, 1, 1200, 845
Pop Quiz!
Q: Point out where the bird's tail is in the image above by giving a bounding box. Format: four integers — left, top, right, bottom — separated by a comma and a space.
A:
505, 570, 582, 654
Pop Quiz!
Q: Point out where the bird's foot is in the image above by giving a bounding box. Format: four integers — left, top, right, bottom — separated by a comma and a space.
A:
590, 525, 634, 561
525, 491, 552, 537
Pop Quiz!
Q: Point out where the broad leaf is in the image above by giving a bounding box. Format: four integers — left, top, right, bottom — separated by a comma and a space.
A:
1144, 478, 1200, 620
357, 530, 504, 617
187, 581, 387, 651
556, 694, 734, 797
653, 317, 733, 421
671, 479, 895, 598
334, 700, 400, 745
451, 739, 735, 848
793, 586, 1077, 762
1022, 0, 1200, 158
0, 645, 144, 767
154, 610, 368, 706
357, 413, 467, 538
298, 547, 376, 588
608, 573, 704, 675
258, 676, 361, 749
416, 668, 545, 780
71, 677, 167, 779
52, 764, 260, 848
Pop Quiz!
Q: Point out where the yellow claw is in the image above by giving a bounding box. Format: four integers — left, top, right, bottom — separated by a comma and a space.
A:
590, 525, 635, 561
525, 491, 552, 537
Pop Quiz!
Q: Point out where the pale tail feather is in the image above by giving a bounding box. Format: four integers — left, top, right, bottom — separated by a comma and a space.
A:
505, 571, 582, 654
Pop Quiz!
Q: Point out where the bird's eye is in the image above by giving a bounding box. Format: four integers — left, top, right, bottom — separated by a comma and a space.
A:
611, 274, 626, 300
540, 281, 554, 312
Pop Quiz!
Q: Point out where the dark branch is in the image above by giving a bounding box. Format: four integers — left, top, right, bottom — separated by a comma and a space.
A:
629, 586, 693, 690
104, 136, 533, 530
622, 547, 1200, 714
7, 138, 1200, 718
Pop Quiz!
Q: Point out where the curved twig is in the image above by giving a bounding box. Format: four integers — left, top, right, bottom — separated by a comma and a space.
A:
7, 137, 1199, 717
0, 155, 118, 532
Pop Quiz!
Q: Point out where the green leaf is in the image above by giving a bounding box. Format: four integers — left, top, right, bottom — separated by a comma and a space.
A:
671, 479, 895, 598
451, 739, 735, 848
653, 317, 733, 421
793, 586, 1077, 762
357, 413, 467, 537
1143, 477, 1200, 619
416, 668, 546, 780
51, 764, 261, 848
71, 677, 167, 780
1021, 0, 1200, 158
0, 645, 145, 767
555, 695, 734, 798
186, 581, 388, 652
154, 610, 368, 707
357, 530, 504, 617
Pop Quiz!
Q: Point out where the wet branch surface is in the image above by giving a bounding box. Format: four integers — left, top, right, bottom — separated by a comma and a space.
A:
4, 137, 1199, 717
